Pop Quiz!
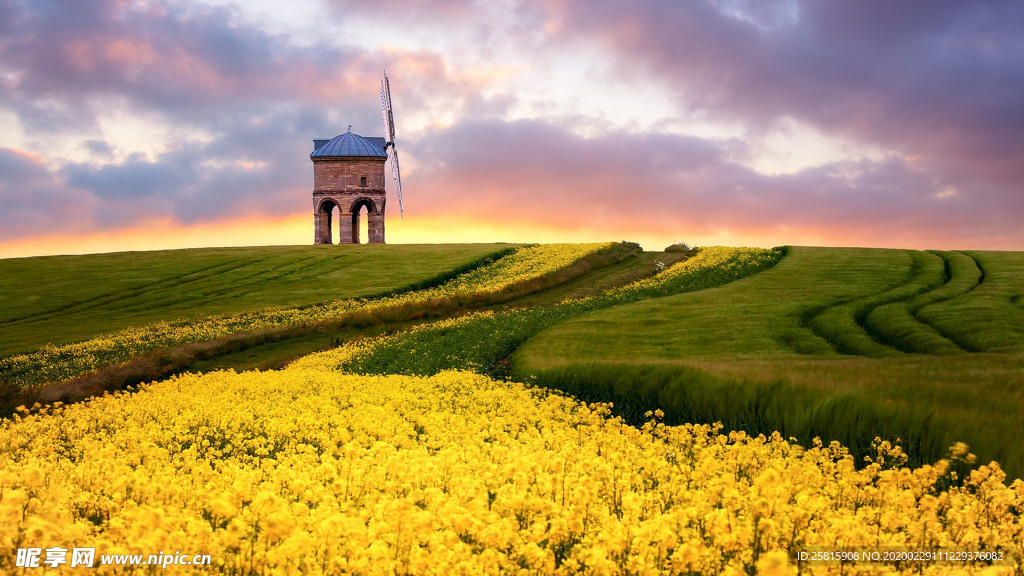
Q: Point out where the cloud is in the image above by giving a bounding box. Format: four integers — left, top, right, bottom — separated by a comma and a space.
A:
2, 1, 372, 131
56, 106, 316, 227
65, 154, 189, 199
324, 0, 478, 22
405, 118, 1016, 248
1, 0, 1022, 253
0, 147, 89, 241
0, 0, 502, 243
0, 0, 496, 140
537, 0, 1024, 215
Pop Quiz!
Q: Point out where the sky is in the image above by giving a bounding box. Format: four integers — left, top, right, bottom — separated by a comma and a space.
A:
1, 0, 1023, 257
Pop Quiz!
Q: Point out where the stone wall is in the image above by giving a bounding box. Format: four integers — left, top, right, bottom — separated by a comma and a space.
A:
313, 158, 387, 192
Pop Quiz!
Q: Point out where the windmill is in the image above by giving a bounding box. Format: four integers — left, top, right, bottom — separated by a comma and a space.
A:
380, 70, 405, 217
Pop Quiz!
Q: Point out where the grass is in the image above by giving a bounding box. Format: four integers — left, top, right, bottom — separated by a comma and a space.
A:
0, 244, 512, 356
511, 245, 1024, 477
520, 246, 906, 361
917, 250, 1024, 352
513, 246, 1022, 365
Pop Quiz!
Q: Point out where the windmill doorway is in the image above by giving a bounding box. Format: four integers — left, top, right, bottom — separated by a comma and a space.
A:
315, 199, 343, 244
352, 199, 373, 244
331, 203, 343, 245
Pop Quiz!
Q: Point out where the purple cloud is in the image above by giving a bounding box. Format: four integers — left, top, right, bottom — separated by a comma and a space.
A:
1, 0, 1021, 251
0, 147, 86, 241
0, 0, 490, 239
408, 118, 1009, 247
539, 0, 1024, 214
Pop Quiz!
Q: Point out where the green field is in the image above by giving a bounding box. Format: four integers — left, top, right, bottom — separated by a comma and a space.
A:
515, 247, 1024, 362
0, 244, 510, 356
511, 246, 1024, 475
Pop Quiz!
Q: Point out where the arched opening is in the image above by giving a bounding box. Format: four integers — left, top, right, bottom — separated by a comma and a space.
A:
316, 199, 338, 244
351, 199, 375, 244
332, 204, 342, 244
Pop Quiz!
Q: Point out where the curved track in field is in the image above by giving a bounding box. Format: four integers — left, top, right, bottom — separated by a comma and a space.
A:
799, 250, 984, 357
897, 251, 984, 352
98, 254, 331, 317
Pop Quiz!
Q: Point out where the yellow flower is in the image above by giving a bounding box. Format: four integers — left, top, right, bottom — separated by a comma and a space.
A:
0, 333, 1020, 574
755, 551, 794, 576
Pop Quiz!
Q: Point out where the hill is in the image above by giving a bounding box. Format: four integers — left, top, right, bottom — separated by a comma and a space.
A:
512, 246, 1024, 475
0, 244, 512, 356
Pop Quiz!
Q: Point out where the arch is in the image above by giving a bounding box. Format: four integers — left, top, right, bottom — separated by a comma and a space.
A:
316, 197, 339, 214
350, 198, 375, 244
348, 196, 377, 214
314, 198, 339, 244
312, 192, 386, 244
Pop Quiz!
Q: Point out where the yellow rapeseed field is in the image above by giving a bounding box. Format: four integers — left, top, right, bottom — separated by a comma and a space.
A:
610, 246, 780, 296
2, 353, 1021, 574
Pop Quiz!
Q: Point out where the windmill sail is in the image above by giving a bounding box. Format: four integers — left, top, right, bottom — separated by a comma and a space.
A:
380, 70, 404, 216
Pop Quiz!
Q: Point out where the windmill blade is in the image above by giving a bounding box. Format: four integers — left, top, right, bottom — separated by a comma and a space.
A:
380, 71, 396, 144
380, 69, 404, 216
379, 83, 391, 145
384, 74, 396, 143
390, 147, 404, 217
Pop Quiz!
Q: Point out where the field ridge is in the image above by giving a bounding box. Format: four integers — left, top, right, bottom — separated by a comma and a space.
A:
0, 243, 631, 399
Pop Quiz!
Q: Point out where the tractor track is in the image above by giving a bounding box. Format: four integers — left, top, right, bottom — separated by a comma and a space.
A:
0, 258, 261, 327
96, 254, 333, 317
902, 251, 984, 352
799, 251, 943, 356
795, 250, 986, 357
1, 252, 357, 333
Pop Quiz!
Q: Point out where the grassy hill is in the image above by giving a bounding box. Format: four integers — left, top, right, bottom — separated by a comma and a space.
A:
514, 246, 1024, 363
512, 246, 1024, 475
0, 244, 511, 356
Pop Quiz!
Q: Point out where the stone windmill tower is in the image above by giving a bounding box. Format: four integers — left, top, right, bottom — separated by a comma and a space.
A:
310, 72, 404, 245
310, 128, 388, 244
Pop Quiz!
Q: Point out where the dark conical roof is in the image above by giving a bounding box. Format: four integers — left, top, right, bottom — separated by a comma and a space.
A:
310, 129, 387, 159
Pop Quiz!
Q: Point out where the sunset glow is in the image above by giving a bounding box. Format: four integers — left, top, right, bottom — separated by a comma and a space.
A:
2, 0, 1022, 257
